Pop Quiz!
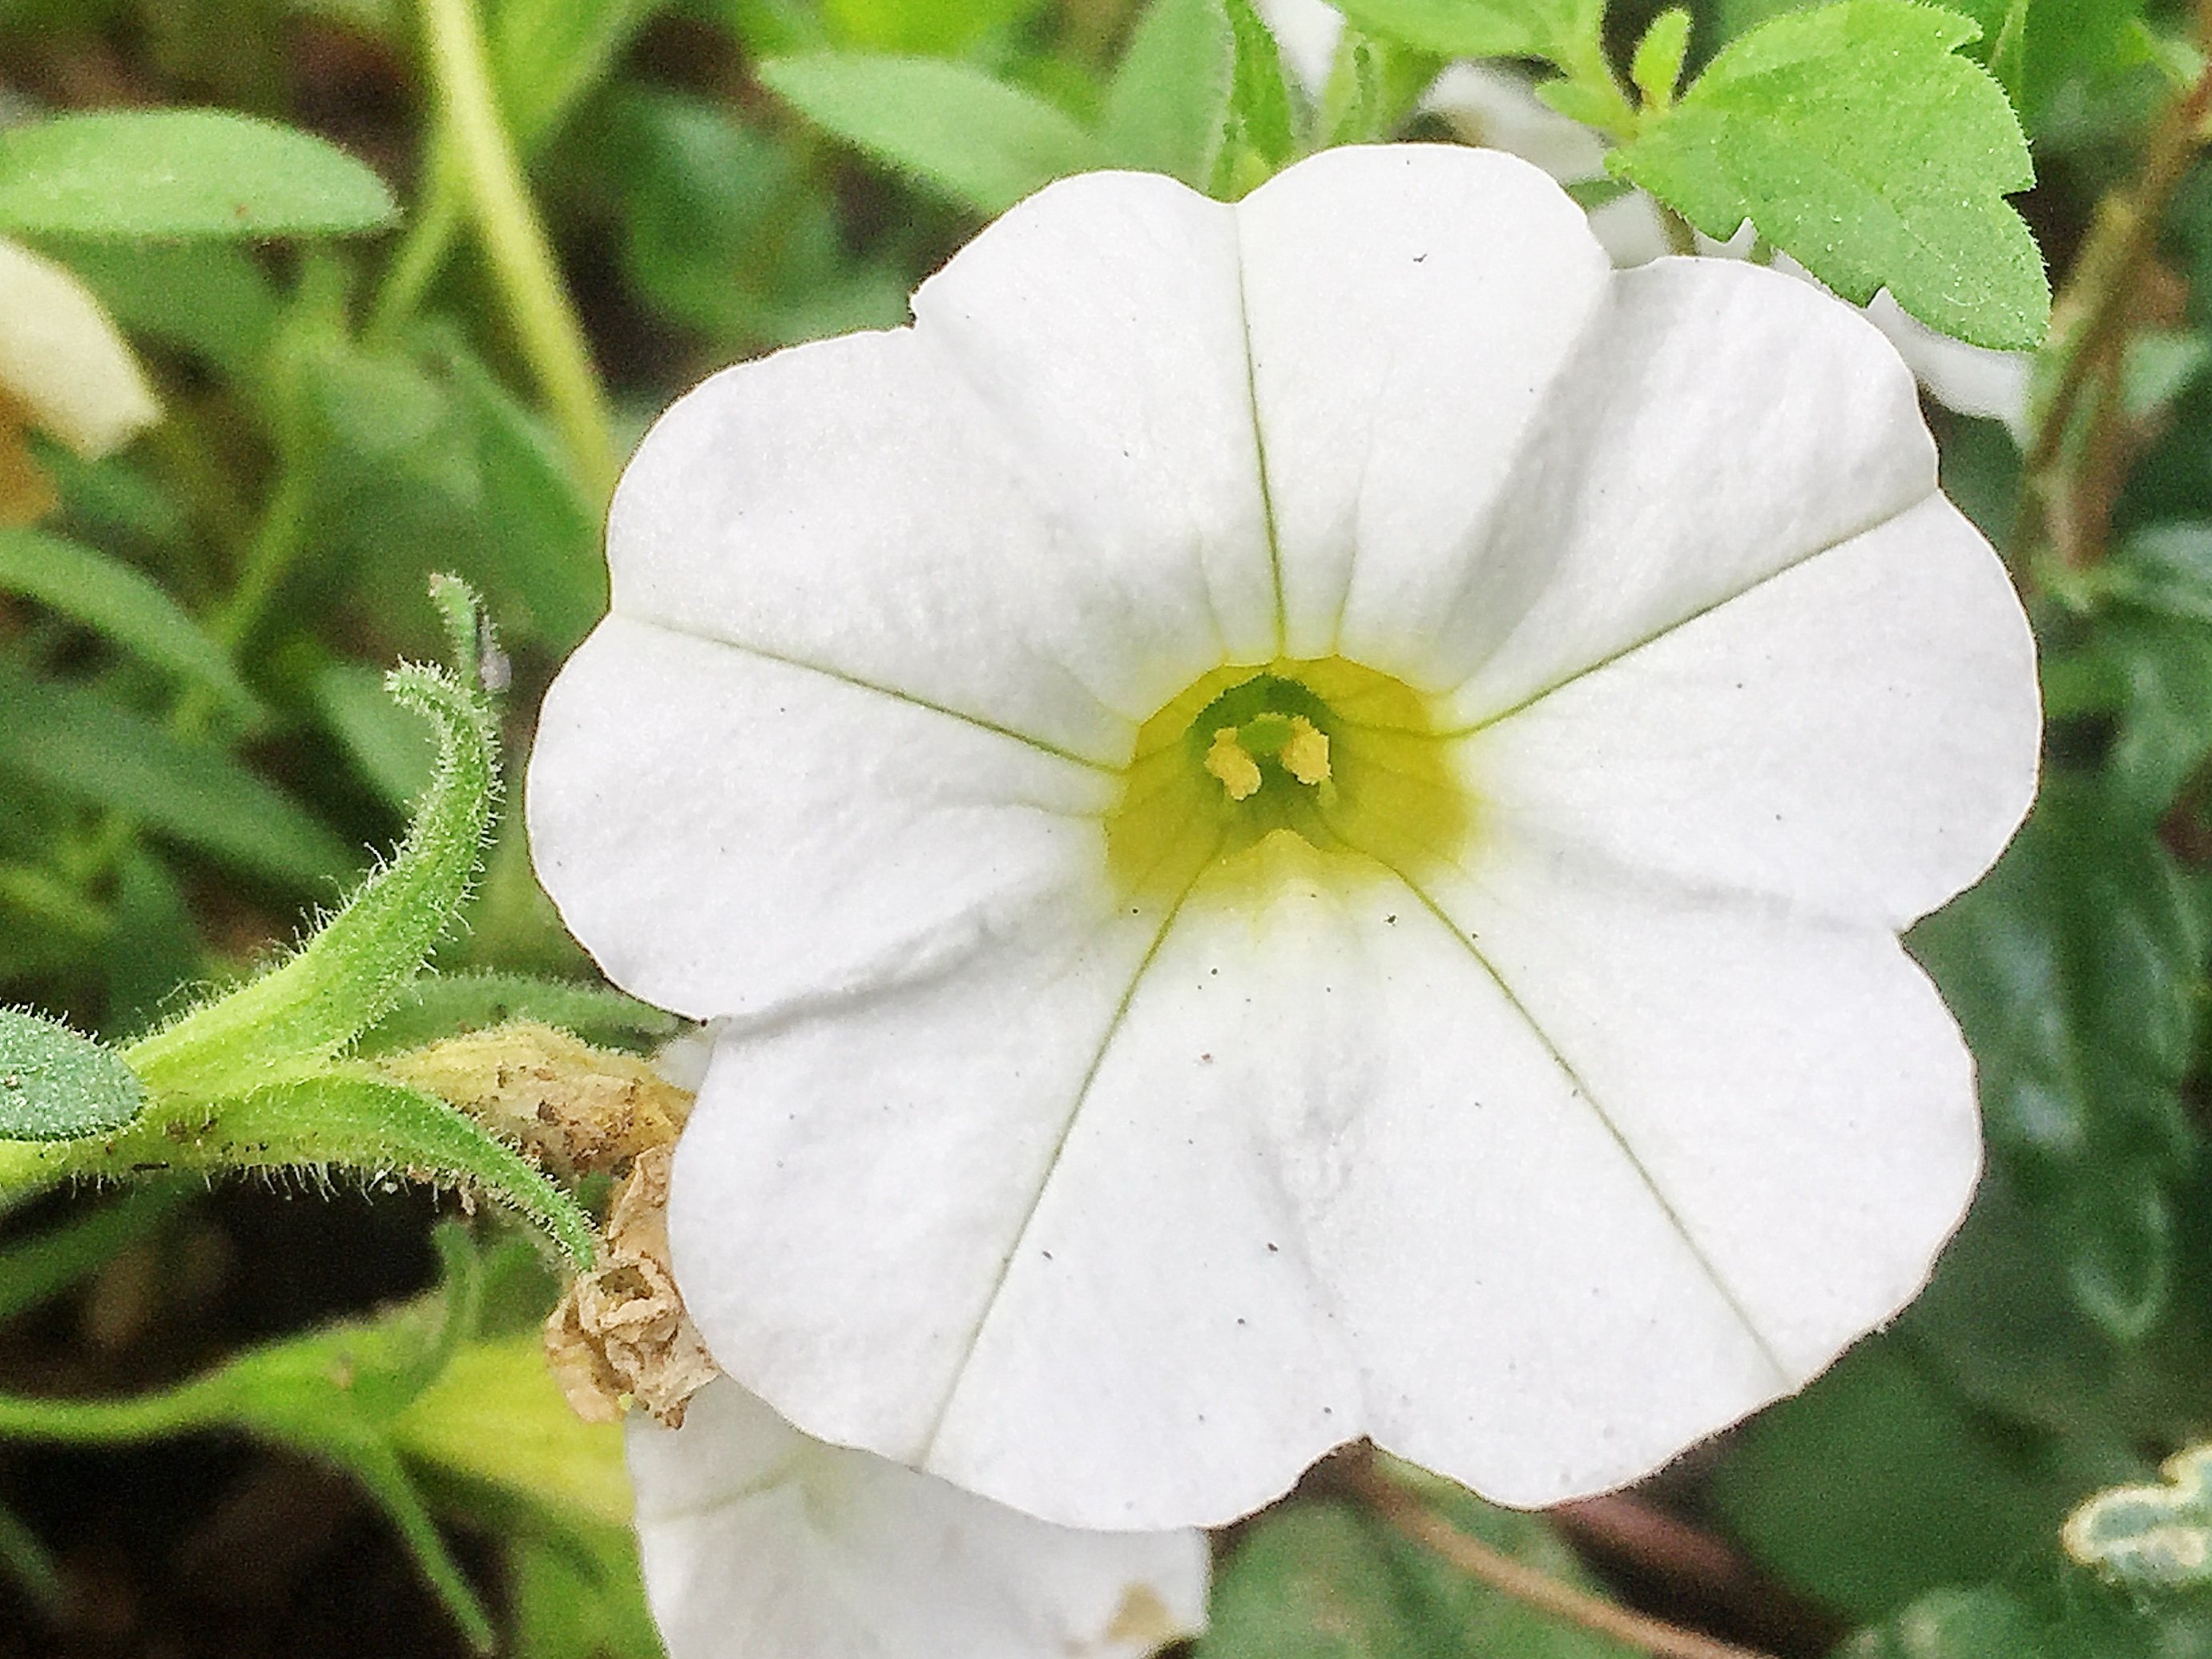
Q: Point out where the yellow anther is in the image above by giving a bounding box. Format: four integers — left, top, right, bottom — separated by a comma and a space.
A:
1204, 727, 1263, 800
1279, 716, 1330, 785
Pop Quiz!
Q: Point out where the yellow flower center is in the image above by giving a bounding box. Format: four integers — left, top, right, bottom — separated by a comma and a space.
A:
1106, 658, 1476, 904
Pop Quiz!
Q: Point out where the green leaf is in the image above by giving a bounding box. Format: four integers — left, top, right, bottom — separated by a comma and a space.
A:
0, 658, 356, 889
1198, 1462, 1637, 1658
2065, 1446, 2212, 1590
1988, 0, 2146, 134
393, 1334, 632, 1528
361, 972, 682, 1055
127, 591, 499, 1101
2089, 525, 2212, 822
1220, 0, 1299, 182
1534, 75, 1638, 131
758, 54, 1107, 214
1911, 779, 2202, 1344
0, 1233, 498, 1650
1912, 780, 2201, 1182
493, 0, 667, 150
719, 0, 826, 52
820, 0, 1050, 52
392, 1333, 657, 1659
1836, 1586, 2052, 1659
607, 84, 910, 350
0, 1007, 145, 1140
0, 1499, 63, 1619
314, 661, 440, 811
1713, 1342, 2085, 1619
0, 527, 260, 720
0, 110, 397, 239
1631, 8, 1693, 105
1901, 1164, 2162, 1442
28, 238, 279, 375
1613, 0, 2049, 350
1332, 0, 1606, 66
0, 1182, 190, 1325
205, 1073, 597, 1266
1099, 0, 1237, 187
502, 1528, 663, 1659
438, 343, 606, 652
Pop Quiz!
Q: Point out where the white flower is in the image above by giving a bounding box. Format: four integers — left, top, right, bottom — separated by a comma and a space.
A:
0, 236, 159, 522
630, 1379, 1207, 1658
528, 144, 2039, 1530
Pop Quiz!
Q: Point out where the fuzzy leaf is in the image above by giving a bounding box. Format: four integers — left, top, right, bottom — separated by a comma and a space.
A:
758, 54, 1106, 214
1613, 0, 2048, 349
0, 1008, 144, 1141
361, 972, 683, 1055
200, 1073, 596, 1266
127, 587, 499, 1100
1632, 7, 1693, 105
0, 110, 396, 239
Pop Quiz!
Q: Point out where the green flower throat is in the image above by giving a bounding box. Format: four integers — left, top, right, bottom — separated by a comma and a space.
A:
1106, 658, 1477, 904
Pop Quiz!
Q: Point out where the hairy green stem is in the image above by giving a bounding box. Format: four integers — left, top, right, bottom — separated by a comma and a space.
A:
419, 0, 617, 503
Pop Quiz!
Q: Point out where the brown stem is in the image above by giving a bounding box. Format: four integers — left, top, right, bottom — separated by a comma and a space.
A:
1551, 1493, 1764, 1593
1342, 1459, 1783, 1659
2018, 37, 2212, 571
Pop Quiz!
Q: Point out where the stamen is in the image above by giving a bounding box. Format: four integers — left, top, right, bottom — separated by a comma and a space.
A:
1279, 717, 1330, 785
1205, 727, 1263, 800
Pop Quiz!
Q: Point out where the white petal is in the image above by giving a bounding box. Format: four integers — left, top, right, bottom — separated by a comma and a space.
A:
609, 171, 1276, 762
631, 1379, 1207, 1659
667, 903, 1158, 1457
1236, 145, 1613, 662
1415, 67, 1675, 266
1868, 288, 2030, 433
1397, 837, 1983, 1395
526, 614, 1116, 1020
0, 237, 159, 458
1435, 256, 1935, 719
924, 854, 1790, 1522
1460, 496, 2039, 928
910, 170, 1279, 670
608, 329, 1124, 763
675, 848, 1797, 1527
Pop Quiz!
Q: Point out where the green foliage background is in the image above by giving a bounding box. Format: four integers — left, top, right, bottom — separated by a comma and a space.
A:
0, 0, 2203, 1653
